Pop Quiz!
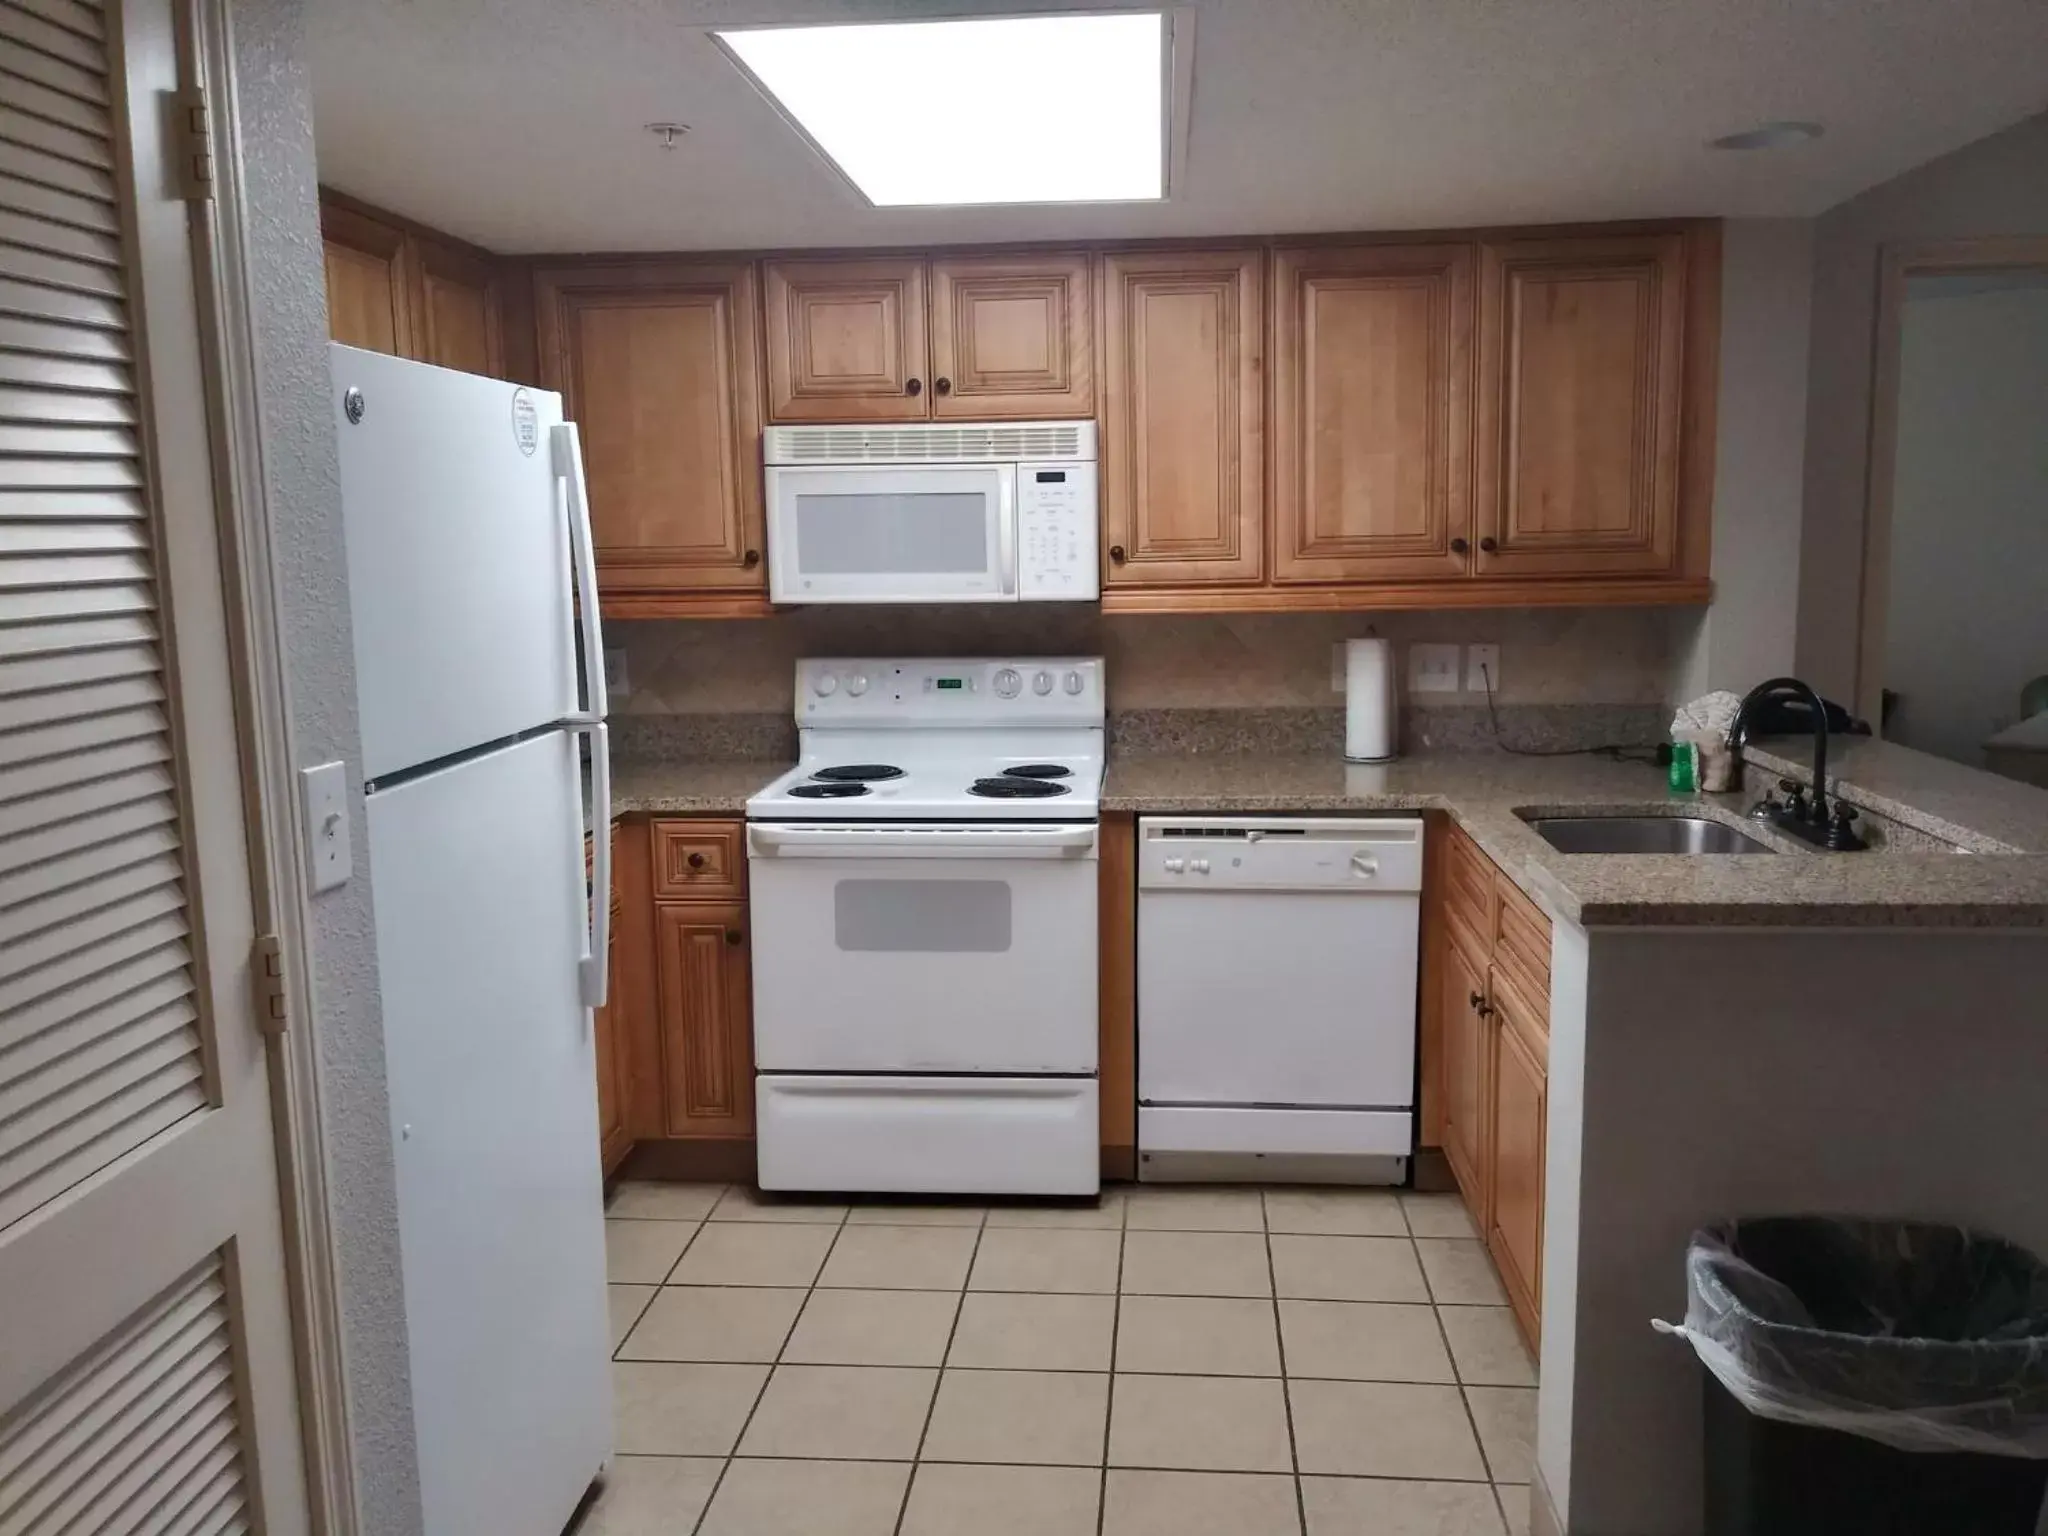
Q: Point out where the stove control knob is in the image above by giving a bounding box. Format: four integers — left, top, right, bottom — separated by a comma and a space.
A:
1033, 670, 1055, 696
1163, 857, 1185, 874
993, 668, 1022, 699
812, 672, 839, 698
846, 673, 870, 697
1192, 858, 1211, 875
1063, 670, 1086, 696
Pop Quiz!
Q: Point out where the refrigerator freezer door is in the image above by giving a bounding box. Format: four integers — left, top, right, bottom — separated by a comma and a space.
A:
334, 345, 579, 780
368, 730, 610, 1534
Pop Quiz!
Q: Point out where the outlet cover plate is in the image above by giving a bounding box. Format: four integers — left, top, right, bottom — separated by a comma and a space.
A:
1409, 643, 1462, 694
604, 647, 629, 696
1466, 645, 1501, 694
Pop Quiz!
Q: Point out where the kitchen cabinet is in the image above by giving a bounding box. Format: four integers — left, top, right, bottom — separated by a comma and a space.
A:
763, 252, 1094, 422
647, 820, 756, 1142
1099, 248, 1266, 587
534, 262, 768, 616
1474, 231, 1688, 577
320, 193, 509, 375
1488, 968, 1547, 1340
1270, 243, 1475, 583
593, 831, 631, 1176
1428, 818, 1552, 1346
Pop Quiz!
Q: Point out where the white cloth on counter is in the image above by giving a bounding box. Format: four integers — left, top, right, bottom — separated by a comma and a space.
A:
1670, 690, 1745, 741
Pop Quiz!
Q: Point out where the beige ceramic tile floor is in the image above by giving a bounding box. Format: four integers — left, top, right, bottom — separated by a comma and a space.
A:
578, 1182, 1535, 1536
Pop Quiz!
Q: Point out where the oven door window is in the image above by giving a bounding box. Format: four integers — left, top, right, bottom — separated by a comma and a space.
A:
835, 878, 1011, 952
768, 465, 1012, 601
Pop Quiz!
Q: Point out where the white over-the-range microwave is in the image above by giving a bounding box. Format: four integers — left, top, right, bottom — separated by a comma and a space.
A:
763, 421, 1099, 604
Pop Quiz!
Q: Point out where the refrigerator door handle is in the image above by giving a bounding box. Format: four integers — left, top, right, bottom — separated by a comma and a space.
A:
574, 721, 611, 1008
553, 422, 607, 722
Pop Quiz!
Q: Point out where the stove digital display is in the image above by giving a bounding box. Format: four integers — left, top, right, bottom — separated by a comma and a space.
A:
934, 678, 965, 690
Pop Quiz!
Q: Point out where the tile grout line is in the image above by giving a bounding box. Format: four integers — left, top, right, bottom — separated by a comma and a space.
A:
1097, 1186, 1129, 1536
1413, 1199, 1510, 1515
684, 1196, 851, 1536
890, 1206, 988, 1536
1260, 1190, 1310, 1536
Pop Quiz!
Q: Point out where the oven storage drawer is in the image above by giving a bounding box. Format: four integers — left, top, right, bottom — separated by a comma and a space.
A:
757, 1075, 1100, 1195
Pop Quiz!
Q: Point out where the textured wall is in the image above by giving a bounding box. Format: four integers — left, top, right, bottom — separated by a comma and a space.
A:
228, 2, 422, 1530
613, 607, 1686, 716
1797, 109, 2048, 702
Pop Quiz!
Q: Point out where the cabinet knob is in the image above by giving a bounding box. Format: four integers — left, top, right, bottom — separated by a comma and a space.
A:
1109, 545, 1126, 564
725, 928, 743, 946
905, 377, 922, 397
743, 548, 760, 567
1468, 990, 1485, 1011
1450, 537, 1469, 555
933, 376, 952, 396
1479, 536, 1499, 553
687, 851, 707, 870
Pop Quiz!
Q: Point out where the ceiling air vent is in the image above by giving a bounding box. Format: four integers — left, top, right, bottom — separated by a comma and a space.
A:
764, 421, 1096, 465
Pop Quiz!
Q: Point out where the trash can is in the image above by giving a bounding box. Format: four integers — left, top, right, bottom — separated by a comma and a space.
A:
1660, 1218, 2048, 1536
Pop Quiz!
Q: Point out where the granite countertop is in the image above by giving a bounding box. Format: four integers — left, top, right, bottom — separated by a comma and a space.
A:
612, 759, 788, 815
1104, 748, 2048, 929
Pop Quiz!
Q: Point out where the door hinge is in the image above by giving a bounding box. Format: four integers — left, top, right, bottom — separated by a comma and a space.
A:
171, 86, 214, 202
254, 932, 288, 1037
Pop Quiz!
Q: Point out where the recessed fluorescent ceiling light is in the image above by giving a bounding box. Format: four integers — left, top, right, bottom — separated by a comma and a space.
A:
717, 13, 1165, 207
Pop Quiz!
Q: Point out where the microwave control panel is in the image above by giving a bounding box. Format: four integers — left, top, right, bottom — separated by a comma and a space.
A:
1016, 462, 1101, 602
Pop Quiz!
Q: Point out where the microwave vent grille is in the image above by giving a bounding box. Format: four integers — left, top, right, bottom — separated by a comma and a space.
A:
765, 421, 1096, 465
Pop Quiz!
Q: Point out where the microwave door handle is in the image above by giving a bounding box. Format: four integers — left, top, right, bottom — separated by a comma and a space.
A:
997, 467, 1017, 596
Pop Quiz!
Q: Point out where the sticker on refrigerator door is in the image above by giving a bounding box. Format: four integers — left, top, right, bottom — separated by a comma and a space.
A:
511, 390, 539, 456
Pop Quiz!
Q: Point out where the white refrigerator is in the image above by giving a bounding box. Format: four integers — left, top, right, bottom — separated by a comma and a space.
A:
332, 345, 613, 1535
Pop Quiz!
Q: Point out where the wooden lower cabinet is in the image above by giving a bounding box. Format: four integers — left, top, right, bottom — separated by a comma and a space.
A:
1428, 818, 1551, 1345
1486, 971, 1548, 1343
654, 901, 755, 1137
594, 878, 631, 1176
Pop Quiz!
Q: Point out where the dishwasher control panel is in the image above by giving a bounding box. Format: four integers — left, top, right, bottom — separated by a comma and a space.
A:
1137, 816, 1424, 892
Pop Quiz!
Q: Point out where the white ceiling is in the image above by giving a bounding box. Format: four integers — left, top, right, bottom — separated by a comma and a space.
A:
308, 0, 2048, 255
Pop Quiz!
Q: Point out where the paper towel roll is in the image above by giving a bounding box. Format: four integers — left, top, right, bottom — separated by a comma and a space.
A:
1345, 638, 1396, 763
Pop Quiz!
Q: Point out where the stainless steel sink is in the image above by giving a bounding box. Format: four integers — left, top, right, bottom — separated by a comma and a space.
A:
1520, 814, 1775, 855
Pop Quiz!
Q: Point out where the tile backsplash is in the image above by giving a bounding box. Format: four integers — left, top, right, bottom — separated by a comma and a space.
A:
609, 607, 1688, 717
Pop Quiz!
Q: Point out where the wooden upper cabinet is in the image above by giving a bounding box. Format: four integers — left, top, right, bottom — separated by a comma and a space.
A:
1475, 231, 1687, 576
1271, 244, 1474, 583
654, 902, 755, 1139
321, 203, 414, 356
764, 257, 929, 421
413, 235, 503, 377
929, 252, 1094, 418
536, 263, 766, 608
1099, 249, 1266, 586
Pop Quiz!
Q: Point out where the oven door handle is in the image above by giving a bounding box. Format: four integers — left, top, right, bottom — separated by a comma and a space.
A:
748, 823, 1099, 859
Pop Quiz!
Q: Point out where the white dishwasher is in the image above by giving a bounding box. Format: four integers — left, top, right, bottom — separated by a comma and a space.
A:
1137, 816, 1423, 1183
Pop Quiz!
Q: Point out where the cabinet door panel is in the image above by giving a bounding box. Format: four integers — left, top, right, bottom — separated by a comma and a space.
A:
1440, 936, 1491, 1219
655, 903, 755, 1138
596, 892, 630, 1174
929, 252, 1093, 418
764, 258, 929, 421
416, 236, 503, 377
1476, 233, 1686, 575
538, 264, 766, 599
1272, 244, 1474, 581
1488, 980, 1547, 1344
321, 204, 413, 355
1100, 249, 1265, 585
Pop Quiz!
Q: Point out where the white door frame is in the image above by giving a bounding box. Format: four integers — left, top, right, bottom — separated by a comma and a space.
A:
1852, 233, 2048, 729
175, 1, 360, 1530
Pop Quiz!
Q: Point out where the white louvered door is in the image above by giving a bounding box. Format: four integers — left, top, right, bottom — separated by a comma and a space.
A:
0, 1, 310, 1532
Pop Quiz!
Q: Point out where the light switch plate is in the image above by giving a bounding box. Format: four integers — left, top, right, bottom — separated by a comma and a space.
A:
1409, 642, 1462, 694
604, 646, 629, 696
300, 761, 352, 895
1466, 645, 1501, 694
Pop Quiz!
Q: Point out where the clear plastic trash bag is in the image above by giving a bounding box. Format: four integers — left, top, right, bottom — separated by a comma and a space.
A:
1654, 1218, 2048, 1457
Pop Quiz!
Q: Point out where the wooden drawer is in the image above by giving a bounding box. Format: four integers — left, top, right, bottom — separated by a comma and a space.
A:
1444, 823, 1497, 963
1493, 875, 1552, 1025
652, 820, 745, 902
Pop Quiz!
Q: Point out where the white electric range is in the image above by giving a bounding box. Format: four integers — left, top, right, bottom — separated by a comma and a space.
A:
746, 657, 1105, 1196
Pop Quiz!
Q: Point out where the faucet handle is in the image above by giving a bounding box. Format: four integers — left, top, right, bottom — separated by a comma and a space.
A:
1825, 802, 1863, 851
1778, 778, 1808, 817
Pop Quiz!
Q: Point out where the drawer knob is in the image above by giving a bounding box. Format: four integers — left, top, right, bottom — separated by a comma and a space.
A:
1469, 990, 1485, 1011
687, 851, 707, 870
725, 928, 743, 946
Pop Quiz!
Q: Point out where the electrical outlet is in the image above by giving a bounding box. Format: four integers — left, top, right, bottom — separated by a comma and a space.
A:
1466, 645, 1501, 694
1409, 642, 1462, 694
1331, 642, 1348, 693
604, 646, 629, 696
